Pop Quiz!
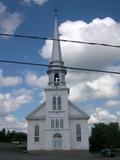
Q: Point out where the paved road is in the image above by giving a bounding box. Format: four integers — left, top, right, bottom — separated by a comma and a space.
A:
0, 143, 120, 160
0, 150, 120, 160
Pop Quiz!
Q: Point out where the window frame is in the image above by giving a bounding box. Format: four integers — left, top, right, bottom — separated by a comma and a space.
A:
34, 125, 39, 142
60, 119, 64, 128
76, 124, 81, 141
56, 119, 59, 128
58, 96, 61, 110
51, 119, 54, 128
52, 96, 62, 111
53, 96, 57, 110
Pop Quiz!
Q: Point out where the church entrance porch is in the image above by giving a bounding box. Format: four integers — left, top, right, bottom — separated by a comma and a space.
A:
52, 133, 63, 150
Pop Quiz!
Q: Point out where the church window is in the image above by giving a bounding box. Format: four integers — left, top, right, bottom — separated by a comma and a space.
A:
53, 96, 56, 110
56, 119, 59, 128
60, 119, 64, 128
52, 96, 62, 110
34, 125, 39, 142
54, 73, 59, 85
51, 119, 54, 128
58, 96, 61, 110
76, 124, 81, 141
53, 133, 62, 138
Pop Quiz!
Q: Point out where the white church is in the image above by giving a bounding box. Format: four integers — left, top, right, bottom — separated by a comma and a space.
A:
26, 15, 90, 151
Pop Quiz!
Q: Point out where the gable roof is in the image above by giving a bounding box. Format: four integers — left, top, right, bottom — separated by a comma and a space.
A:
26, 102, 45, 120
26, 100, 90, 121
68, 100, 90, 120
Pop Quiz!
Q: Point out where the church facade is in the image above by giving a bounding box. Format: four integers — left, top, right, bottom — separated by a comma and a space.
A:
26, 16, 90, 151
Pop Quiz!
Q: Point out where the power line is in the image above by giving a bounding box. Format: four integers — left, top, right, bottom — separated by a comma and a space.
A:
0, 59, 120, 75
0, 33, 120, 48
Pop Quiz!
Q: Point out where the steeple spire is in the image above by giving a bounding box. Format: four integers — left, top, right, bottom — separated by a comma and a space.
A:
50, 9, 63, 65
47, 10, 67, 87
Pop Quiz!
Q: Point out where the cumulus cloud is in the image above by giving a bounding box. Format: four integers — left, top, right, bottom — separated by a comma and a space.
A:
22, 0, 47, 6
25, 72, 48, 88
86, 74, 119, 98
0, 89, 33, 117
66, 72, 120, 103
0, 2, 23, 35
89, 108, 117, 124
88, 115, 99, 124
40, 17, 120, 69
0, 68, 23, 87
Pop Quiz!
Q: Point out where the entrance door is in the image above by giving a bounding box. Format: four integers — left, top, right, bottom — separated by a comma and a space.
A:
52, 133, 63, 150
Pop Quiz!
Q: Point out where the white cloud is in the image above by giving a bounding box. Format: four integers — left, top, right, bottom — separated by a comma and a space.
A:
0, 115, 27, 132
40, 17, 120, 69
0, 69, 23, 87
88, 115, 99, 124
68, 83, 88, 102
4, 115, 17, 123
25, 72, 48, 88
0, 89, 33, 117
23, 0, 47, 6
86, 74, 119, 98
89, 107, 117, 124
0, 2, 23, 35
66, 71, 120, 103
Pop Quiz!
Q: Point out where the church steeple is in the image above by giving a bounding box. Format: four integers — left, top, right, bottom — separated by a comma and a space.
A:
51, 12, 63, 65
47, 12, 67, 87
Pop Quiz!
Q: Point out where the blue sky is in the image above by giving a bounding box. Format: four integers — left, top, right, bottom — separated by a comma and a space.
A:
0, 0, 120, 132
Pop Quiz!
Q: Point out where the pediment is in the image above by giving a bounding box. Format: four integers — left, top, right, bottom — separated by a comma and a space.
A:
26, 102, 45, 120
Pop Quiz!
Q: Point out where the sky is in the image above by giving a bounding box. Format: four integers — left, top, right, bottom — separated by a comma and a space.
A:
0, 0, 120, 132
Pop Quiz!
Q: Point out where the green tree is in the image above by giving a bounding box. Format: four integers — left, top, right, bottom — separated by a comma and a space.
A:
0, 128, 7, 142
89, 122, 120, 152
0, 128, 27, 143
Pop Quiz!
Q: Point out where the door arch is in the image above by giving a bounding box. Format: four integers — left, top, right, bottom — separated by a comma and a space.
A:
52, 133, 63, 150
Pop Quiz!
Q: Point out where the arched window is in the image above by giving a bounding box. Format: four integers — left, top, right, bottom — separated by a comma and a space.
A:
53, 133, 62, 138
34, 125, 39, 142
76, 124, 81, 141
54, 73, 59, 85
60, 119, 64, 128
51, 119, 54, 128
56, 119, 59, 128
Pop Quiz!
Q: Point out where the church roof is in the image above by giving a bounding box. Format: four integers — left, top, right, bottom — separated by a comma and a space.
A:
68, 100, 90, 120
26, 100, 89, 120
26, 102, 45, 120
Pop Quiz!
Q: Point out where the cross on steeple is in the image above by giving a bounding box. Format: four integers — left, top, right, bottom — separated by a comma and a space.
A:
54, 7, 58, 17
